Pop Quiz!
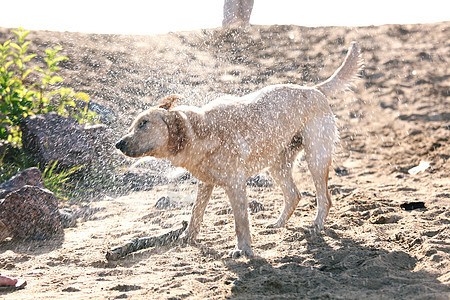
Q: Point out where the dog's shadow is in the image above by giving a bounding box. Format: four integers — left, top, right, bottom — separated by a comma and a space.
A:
96, 227, 449, 298
222, 228, 449, 299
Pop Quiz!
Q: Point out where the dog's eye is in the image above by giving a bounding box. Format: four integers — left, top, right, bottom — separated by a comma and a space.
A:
138, 120, 148, 129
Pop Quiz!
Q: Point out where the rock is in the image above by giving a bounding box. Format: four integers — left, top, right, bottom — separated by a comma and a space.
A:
0, 220, 9, 241
247, 173, 273, 187
400, 201, 426, 210
20, 112, 114, 170
109, 284, 142, 292
0, 168, 65, 240
334, 166, 349, 176
121, 157, 192, 191
216, 208, 233, 215
58, 208, 77, 228
248, 200, 264, 213
76, 100, 117, 124
370, 214, 402, 224
301, 191, 315, 197
62, 286, 81, 292
121, 169, 169, 191
155, 196, 178, 210
130, 157, 173, 173
0, 167, 44, 198
0, 186, 63, 240
216, 201, 265, 215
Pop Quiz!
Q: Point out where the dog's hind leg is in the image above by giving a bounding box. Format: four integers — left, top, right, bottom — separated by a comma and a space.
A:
302, 115, 337, 231
268, 134, 304, 228
183, 182, 214, 243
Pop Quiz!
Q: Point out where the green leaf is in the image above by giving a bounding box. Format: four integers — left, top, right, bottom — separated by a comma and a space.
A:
5, 61, 14, 69
22, 41, 31, 49
23, 53, 36, 62
21, 30, 30, 40
46, 90, 59, 96
75, 92, 89, 102
65, 100, 76, 107
22, 69, 32, 79
53, 56, 68, 63
49, 76, 64, 84
34, 66, 45, 74
15, 59, 23, 69
10, 43, 21, 51
49, 66, 61, 72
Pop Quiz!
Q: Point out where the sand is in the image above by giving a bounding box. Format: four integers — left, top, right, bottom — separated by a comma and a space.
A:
0, 22, 449, 299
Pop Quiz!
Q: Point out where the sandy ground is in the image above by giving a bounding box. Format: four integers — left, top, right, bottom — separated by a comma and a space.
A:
0, 22, 449, 299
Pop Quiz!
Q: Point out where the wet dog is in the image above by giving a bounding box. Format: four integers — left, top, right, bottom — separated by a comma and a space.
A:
116, 43, 363, 257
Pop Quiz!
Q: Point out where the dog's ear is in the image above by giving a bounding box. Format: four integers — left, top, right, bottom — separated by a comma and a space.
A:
163, 111, 188, 155
158, 94, 183, 110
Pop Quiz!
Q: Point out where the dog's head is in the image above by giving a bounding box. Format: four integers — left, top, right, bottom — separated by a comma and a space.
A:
115, 94, 187, 158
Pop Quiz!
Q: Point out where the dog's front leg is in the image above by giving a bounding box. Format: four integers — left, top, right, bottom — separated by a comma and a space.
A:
224, 183, 254, 258
182, 182, 214, 243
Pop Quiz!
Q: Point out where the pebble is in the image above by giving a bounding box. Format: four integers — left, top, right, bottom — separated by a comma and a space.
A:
248, 200, 264, 213
155, 196, 178, 210
247, 173, 273, 187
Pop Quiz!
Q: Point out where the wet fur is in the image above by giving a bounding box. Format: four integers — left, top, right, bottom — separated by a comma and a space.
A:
163, 111, 188, 155
116, 43, 363, 258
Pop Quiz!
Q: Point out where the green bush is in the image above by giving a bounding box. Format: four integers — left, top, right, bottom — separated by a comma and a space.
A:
42, 161, 83, 200
0, 151, 83, 200
0, 146, 35, 183
0, 27, 97, 147
0, 28, 99, 198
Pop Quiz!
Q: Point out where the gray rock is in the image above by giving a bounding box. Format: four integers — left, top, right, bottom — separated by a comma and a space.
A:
122, 157, 192, 191
87, 101, 117, 124
0, 185, 63, 240
247, 173, 273, 187
75, 100, 117, 124
248, 200, 264, 213
121, 169, 169, 191
130, 157, 173, 173
155, 196, 178, 210
0, 167, 44, 198
20, 112, 114, 169
58, 208, 77, 228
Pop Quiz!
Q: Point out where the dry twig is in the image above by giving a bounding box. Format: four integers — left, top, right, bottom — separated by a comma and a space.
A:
106, 221, 188, 261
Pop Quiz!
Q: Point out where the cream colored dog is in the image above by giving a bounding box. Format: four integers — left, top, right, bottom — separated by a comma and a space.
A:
116, 43, 363, 258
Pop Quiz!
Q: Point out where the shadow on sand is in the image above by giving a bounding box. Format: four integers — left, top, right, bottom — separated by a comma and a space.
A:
223, 229, 449, 299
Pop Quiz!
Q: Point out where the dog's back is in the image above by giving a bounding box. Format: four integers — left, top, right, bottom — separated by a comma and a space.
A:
186, 42, 362, 175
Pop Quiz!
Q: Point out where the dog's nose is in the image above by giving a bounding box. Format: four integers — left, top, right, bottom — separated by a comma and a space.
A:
115, 139, 127, 151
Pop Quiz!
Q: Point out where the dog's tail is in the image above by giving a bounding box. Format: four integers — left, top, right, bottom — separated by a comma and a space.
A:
315, 42, 364, 97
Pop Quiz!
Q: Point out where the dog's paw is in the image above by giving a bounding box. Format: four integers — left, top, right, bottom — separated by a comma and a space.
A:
305, 224, 324, 235
178, 232, 198, 245
229, 247, 255, 259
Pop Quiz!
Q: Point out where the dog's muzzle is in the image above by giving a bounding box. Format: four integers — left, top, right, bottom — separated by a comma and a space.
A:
115, 139, 127, 152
